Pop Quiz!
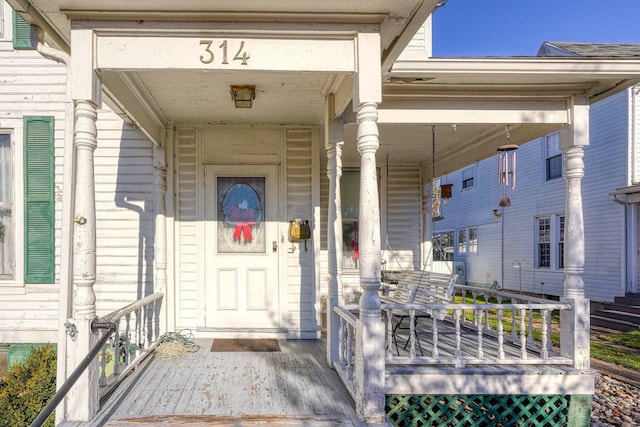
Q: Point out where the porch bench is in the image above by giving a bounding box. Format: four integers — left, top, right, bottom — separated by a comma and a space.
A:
381, 271, 458, 355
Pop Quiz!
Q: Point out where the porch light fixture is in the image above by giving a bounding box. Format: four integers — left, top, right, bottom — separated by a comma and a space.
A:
230, 85, 255, 108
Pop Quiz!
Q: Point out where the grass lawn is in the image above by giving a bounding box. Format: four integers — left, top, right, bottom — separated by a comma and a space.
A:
592, 330, 640, 371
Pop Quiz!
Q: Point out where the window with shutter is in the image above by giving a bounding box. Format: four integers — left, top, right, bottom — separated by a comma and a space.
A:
12, 9, 32, 50
24, 116, 54, 284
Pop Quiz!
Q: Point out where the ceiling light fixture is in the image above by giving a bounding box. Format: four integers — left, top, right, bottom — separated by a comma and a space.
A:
230, 85, 255, 108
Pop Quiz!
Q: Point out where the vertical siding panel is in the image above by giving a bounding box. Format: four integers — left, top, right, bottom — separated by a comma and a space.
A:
175, 127, 198, 327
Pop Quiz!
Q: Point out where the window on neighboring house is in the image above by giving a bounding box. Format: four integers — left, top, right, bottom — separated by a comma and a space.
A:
458, 229, 466, 253
433, 231, 454, 262
536, 215, 564, 270
468, 227, 478, 253
545, 132, 563, 181
536, 217, 551, 268
0, 133, 14, 279
457, 227, 478, 255
461, 166, 475, 190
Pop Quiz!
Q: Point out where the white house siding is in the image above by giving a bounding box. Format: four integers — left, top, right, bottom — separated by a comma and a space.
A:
93, 109, 156, 314
383, 165, 422, 271
0, 9, 155, 342
581, 90, 629, 301
0, 10, 65, 342
173, 126, 317, 336
433, 88, 635, 302
632, 88, 640, 185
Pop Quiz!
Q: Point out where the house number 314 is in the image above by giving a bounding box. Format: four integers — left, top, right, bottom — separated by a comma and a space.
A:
199, 40, 250, 65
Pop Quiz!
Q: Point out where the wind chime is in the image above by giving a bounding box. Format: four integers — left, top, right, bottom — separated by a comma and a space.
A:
431, 125, 443, 219
497, 126, 518, 207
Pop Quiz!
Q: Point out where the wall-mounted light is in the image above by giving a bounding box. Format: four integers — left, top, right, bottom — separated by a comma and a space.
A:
230, 85, 255, 108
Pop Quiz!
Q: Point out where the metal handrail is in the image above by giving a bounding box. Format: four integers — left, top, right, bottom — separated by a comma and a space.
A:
29, 320, 116, 427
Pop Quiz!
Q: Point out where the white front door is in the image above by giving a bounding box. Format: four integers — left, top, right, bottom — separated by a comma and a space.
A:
204, 165, 280, 330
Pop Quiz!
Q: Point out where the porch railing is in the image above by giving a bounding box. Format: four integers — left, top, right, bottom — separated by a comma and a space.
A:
97, 292, 164, 398
333, 305, 359, 399
382, 285, 571, 367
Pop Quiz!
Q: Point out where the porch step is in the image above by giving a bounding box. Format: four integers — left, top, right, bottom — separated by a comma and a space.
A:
591, 294, 640, 332
614, 293, 640, 306
103, 415, 361, 426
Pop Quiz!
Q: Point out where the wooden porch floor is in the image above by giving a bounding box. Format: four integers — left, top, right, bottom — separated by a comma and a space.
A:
62, 339, 364, 427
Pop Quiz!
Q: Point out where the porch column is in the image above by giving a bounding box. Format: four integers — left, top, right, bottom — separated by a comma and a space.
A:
326, 105, 344, 366
559, 95, 590, 370
353, 31, 385, 424
154, 144, 168, 333
67, 99, 100, 421
66, 26, 102, 421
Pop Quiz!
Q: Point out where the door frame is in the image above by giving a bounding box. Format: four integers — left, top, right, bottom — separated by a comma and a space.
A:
200, 163, 286, 335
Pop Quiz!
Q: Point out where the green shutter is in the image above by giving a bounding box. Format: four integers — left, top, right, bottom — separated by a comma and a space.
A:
12, 10, 33, 50
24, 116, 55, 284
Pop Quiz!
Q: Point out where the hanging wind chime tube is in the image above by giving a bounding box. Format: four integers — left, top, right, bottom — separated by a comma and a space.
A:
431, 125, 442, 219
497, 127, 519, 190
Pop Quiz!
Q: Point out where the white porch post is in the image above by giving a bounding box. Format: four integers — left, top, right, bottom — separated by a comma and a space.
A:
67, 99, 100, 421
66, 26, 102, 421
326, 101, 344, 366
154, 144, 168, 332
559, 95, 591, 370
354, 32, 385, 423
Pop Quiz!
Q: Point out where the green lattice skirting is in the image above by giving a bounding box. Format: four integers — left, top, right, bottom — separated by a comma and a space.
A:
386, 394, 575, 426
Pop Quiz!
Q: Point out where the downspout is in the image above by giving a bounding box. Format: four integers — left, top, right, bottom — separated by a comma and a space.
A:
612, 195, 630, 293
34, 26, 75, 425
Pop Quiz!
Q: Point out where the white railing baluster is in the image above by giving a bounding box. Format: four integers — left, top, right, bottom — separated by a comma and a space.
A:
432, 316, 439, 360
541, 309, 549, 359
409, 310, 416, 359
455, 308, 462, 363
497, 308, 505, 359
385, 309, 393, 360
477, 310, 484, 360
520, 308, 527, 360
527, 307, 535, 346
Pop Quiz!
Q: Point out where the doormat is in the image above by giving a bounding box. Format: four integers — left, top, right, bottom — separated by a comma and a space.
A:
211, 338, 281, 352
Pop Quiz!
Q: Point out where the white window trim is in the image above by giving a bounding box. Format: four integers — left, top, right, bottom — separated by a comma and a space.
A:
0, 126, 24, 287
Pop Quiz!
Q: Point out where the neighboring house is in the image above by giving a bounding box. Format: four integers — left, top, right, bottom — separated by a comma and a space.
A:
2, 0, 640, 424
431, 42, 640, 304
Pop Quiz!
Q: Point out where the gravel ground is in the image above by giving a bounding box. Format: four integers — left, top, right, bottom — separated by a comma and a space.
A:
591, 372, 640, 427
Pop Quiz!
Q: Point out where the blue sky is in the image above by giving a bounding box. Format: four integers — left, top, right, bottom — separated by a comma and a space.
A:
432, 0, 640, 57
